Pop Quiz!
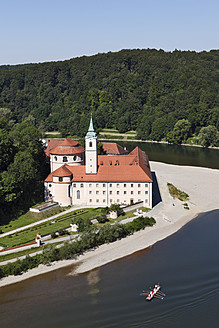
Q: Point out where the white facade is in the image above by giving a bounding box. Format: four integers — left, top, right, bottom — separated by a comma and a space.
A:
44, 117, 153, 208
51, 153, 84, 172
85, 137, 98, 174
71, 182, 152, 208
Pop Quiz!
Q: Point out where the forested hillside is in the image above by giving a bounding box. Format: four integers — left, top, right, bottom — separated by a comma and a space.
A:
0, 49, 218, 140
0, 117, 48, 221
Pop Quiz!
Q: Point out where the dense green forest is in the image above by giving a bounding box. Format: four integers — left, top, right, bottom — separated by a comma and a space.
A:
0, 117, 48, 221
0, 49, 218, 141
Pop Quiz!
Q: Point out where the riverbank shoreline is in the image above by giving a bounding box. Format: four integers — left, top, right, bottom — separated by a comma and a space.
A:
1, 161, 219, 288
99, 138, 219, 150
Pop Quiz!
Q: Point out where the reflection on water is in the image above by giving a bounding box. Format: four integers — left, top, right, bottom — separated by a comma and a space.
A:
119, 141, 219, 169
0, 212, 219, 328
86, 269, 100, 305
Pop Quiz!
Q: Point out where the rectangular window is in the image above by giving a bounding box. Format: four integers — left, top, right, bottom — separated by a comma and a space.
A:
138, 191, 141, 195
109, 183, 112, 187
96, 183, 99, 187
110, 199, 112, 203
103, 199, 106, 203
131, 191, 133, 195
124, 191, 127, 195
138, 184, 141, 187
145, 199, 148, 203
96, 191, 99, 195
73, 183, 76, 187
103, 183, 106, 187
124, 183, 126, 187
80, 183, 83, 188
117, 191, 119, 195
96, 199, 99, 203
103, 191, 106, 195
138, 199, 141, 202
131, 184, 133, 187
89, 199, 92, 203
117, 183, 119, 188
145, 183, 148, 187
89, 184, 92, 187
89, 191, 92, 194
59, 177, 63, 182
117, 199, 119, 203
145, 191, 148, 194
110, 191, 112, 195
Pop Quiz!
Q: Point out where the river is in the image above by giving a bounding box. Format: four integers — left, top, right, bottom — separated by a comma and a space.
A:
119, 141, 219, 169
0, 142, 218, 327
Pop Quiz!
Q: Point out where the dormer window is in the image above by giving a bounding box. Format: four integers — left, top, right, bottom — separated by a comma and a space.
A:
59, 177, 63, 182
63, 156, 68, 162
73, 155, 77, 161
54, 156, 57, 161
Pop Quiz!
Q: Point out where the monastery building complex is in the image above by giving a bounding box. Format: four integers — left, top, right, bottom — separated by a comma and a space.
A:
44, 117, 153, 208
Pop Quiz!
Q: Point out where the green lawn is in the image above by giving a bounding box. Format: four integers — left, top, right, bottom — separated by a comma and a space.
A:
0, 207, 150, 250
0, 206, 65, 234
0, 208, 103, 249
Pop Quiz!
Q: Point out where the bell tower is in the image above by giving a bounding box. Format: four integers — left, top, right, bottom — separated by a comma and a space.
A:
85, 115, 97, 174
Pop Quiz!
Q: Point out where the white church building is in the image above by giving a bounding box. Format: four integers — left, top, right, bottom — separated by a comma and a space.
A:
44, 117, 153, 208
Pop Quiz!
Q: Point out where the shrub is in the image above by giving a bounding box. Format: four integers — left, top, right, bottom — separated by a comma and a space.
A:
167, 183, 189, 201
96, 215, 108, 224
51, 232, 57, 239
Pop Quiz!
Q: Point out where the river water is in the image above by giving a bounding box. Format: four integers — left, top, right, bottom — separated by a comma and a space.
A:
0, 143, 219, 327
120, 141, 219, 169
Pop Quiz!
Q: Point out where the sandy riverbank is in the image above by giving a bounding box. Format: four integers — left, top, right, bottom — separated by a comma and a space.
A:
1, 161, 219, 288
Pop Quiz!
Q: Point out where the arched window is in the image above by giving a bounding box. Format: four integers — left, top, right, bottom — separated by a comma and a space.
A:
89, 141, 92, 147
63, 156, 68, 162
77, 190, 80, 199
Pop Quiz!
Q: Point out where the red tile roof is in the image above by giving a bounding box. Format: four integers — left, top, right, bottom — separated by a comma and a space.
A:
44, 139, 62, 157
101, 142, 128, 155
45, 137, 83, 157
59, 137, 78, 147
45, 147, 152, 183
45, 165, 72, 181
50, 145, 85, 155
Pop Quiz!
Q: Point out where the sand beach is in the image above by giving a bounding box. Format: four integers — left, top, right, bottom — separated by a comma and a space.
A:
0, 161, 219, 287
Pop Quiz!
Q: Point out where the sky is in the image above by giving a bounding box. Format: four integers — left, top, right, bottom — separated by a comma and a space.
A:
0, 0, 218, 65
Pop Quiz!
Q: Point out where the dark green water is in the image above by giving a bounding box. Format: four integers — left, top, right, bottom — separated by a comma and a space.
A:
0, 143, 218, 327
119, 142, 219, 169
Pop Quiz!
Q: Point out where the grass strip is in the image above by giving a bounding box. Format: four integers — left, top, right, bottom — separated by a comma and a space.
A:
167, 183, 189, 201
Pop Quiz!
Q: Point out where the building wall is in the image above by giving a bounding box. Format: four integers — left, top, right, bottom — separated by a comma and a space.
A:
51, 153, 84, 172
71, 181, 152, 208
53, 183, 72, 206
85, 137, 97, 174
